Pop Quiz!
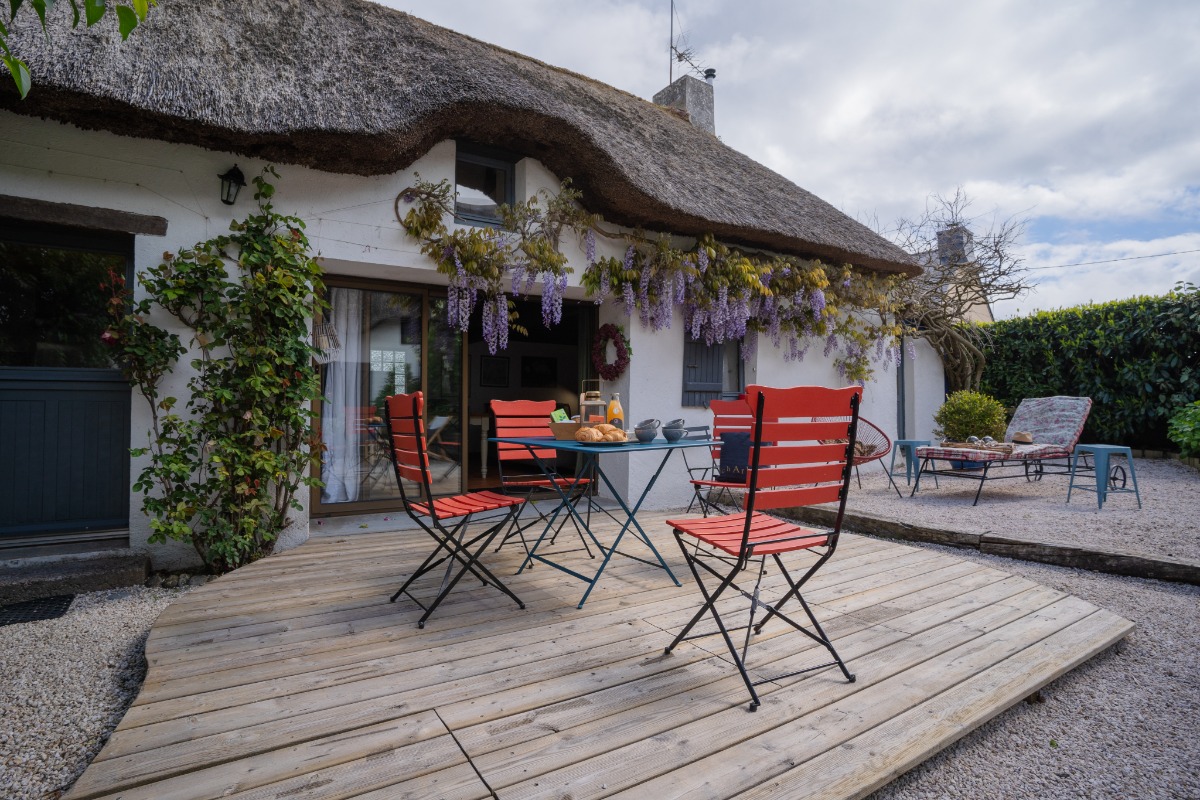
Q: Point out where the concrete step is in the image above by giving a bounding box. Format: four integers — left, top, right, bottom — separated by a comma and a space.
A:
0, 550, 150, 605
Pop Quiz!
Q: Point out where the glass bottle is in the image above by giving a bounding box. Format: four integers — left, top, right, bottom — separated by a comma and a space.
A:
607, 392, 625, 427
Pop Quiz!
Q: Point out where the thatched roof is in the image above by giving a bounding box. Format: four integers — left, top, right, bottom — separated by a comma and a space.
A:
1, 0, 918, 275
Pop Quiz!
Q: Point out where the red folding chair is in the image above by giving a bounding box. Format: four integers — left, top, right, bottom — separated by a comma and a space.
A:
384, 392, 526, 628
685, 397, 755, 517
664, 384, 862, 711
490, 399, 594, 558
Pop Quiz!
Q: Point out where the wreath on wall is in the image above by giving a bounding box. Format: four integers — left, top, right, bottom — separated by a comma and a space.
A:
592, 323, 632, 381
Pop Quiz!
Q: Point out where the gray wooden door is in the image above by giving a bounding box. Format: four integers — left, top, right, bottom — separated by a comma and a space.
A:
0, 222, 132, 542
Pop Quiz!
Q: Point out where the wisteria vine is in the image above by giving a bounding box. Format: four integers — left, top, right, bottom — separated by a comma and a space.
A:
397, 177, 908, 381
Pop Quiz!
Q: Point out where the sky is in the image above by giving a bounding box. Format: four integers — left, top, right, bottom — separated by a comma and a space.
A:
380, 0, 1200, 319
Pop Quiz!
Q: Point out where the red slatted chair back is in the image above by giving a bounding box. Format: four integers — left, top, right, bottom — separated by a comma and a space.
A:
708, 397, 754, 464
491, 399, 565, 492
742, 384, 862, 528
384, 392, 433, 507
491, 399, 558, 462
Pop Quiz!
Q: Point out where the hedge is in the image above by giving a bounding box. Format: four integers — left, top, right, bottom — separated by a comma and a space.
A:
980, 284, 1199, 449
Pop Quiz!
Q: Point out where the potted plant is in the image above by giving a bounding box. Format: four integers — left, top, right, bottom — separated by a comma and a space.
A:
933, 390, 1008, 469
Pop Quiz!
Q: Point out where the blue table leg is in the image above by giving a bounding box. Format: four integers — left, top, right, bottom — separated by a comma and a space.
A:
518, 452, 607, 577
1093, 449, 1110, 509
1127, 455, 1143, 508
575, 449, 682, 608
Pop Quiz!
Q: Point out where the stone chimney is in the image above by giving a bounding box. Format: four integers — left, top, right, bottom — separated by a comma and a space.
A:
936, 225, 975, 266
653, 71, 716, 134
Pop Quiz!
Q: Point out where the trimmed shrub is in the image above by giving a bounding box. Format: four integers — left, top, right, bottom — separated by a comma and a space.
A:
981, 284, 1199, 449
1168, 401, 1200, 459
933, 390, 1008, 442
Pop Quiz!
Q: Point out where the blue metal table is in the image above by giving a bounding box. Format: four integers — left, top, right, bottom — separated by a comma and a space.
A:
1068, 444, 1142, 509
490, 436, 715, 608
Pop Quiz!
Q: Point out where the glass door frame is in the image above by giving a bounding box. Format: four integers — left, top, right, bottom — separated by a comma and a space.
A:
310, 276, 468, 517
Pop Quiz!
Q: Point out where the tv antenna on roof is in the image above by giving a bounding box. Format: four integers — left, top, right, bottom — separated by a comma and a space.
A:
669, 0, 707, 84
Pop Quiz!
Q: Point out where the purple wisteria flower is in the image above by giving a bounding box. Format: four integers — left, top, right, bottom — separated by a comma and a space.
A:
810, 288, 826, 315
482, 292, 498, 354
585, 229, 596, 264
824, 333, 838, 358
497, 294, 509, 350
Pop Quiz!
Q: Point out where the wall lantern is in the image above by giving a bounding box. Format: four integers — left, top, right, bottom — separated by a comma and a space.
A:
217, 165, 246, 206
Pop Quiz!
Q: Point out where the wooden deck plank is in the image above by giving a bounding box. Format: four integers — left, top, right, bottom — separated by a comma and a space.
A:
65, 711, 461, 800
61, 519, 1132, 800
505, 595, 1099, 800
452, 571, 1032, 763
466, 582, 1066, 793
737, 610, 1134, 800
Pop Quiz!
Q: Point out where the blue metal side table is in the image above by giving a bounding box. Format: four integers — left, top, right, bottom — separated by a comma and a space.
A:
1067, 444, 1142, 509
890, 439, 931, 486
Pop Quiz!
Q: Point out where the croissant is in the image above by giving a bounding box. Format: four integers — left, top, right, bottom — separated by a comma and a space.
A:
594, 423, 617, 434
575, 427, 604, 443
604, 430, 627, 442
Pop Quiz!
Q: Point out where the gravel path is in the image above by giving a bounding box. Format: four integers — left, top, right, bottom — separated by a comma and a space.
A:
841, 456, 1200, 562
0, 587, 189, 800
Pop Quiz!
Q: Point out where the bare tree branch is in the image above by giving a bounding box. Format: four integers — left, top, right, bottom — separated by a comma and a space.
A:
889, 188, 1033, 392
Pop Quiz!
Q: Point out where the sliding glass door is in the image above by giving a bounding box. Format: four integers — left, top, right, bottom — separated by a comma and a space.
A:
313, 284, 463, 515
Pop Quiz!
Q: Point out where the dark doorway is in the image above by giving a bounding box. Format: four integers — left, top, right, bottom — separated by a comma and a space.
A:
466, 298, 595, 490
0, 221, 133, 547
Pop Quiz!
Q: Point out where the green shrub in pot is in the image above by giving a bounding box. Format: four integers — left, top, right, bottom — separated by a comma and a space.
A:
933, 390, 1008, 443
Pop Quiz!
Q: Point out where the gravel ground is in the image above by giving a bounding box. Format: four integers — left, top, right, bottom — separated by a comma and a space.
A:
0, 586, 189, 800
841, 456, 1200, 562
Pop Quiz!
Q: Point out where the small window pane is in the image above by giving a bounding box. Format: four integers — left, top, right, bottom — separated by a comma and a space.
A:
455, 159, 508, 221
0, 239, 124, 369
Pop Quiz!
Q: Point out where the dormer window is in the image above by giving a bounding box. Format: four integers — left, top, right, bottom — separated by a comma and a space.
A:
455, 143, 516, 226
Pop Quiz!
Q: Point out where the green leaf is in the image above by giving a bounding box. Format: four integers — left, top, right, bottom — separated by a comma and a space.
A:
115, 4, 137, 38
131, 0, 148, 20
28, 0, 49, 30
2, 53, 30, 98
68, 0, 80, 27
83, 0, 105, 26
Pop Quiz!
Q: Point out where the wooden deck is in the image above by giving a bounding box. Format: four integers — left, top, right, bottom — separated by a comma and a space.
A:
65, 511, 1132, 800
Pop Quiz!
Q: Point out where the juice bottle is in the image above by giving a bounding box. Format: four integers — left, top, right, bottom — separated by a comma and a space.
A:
607, 393, 625, 428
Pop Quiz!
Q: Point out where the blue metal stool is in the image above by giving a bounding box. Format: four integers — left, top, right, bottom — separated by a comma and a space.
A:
1068, 444, 1141, 509
890, 440, 932, 486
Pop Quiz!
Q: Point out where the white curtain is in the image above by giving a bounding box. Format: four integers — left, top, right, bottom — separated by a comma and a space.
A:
320, 288, 364, 503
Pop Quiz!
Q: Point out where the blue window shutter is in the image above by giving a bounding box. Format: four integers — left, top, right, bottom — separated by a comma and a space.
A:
682, 339, 723, 407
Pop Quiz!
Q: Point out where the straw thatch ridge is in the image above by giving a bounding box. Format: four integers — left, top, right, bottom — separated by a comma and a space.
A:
0, 0, 918, 275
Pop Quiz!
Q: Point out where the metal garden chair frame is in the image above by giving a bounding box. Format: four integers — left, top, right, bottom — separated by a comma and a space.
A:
385, 391, 526, 628
490, 399, 595, 559
665, 384, 862, 711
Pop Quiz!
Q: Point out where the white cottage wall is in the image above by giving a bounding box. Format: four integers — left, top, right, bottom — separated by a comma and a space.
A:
2, 110, 939, 564
903, 336, 945, 443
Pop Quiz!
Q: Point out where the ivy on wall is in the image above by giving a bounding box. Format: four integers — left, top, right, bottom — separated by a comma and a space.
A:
980, 283, 1199, 449
396, 178, 908, 382
104, 168, 326, 573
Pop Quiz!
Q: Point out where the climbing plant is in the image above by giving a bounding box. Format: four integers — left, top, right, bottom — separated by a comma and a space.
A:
397, 178, 908, 382
103, 168, 326, 573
